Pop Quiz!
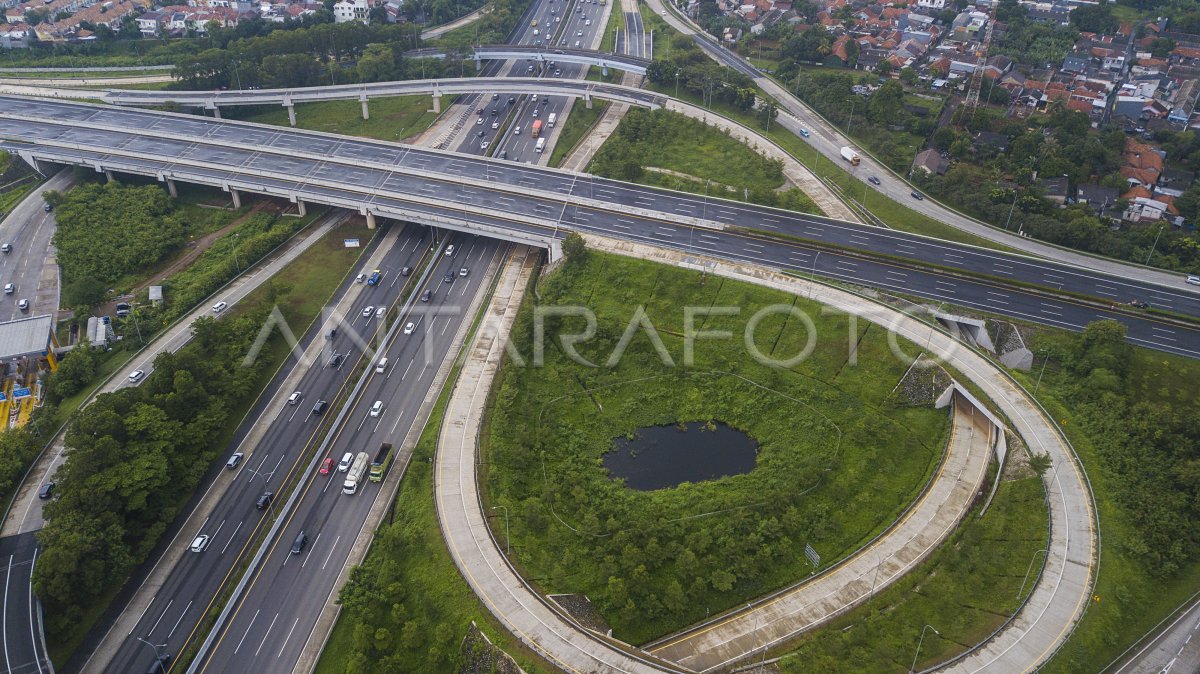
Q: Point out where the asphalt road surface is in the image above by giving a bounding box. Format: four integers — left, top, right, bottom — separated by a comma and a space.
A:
0, 532, 48, 674
195, 236, 503, 674
0, 169, 72, 323
1112, 596, 1200, 674
100, 223, 434, 674
1, 100, 1198, 358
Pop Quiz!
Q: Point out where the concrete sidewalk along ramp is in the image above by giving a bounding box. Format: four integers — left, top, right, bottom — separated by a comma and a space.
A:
435, 233, 1095, 674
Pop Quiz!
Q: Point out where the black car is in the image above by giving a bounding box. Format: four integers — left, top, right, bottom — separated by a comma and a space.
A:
38, 482, 55, 499
290, 531, 308, 555
146, 653, 172, 674
256, 492, 274, 510
328, 353, 342, 368
312, 399, 328, 415
421, 289, 432, 302
868, 175, 881, 186
444, 270, 455, 283
910, 191, 925, 200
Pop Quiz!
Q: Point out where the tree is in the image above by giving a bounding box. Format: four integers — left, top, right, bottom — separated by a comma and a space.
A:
561, 232, 588, 264
1070, 1, 1118, 34
1148, 37, 1176, 59
1029, 452, 1052, 476
63, 276, 106, 308
899, 67, 917, 84
357, 43, 397, 82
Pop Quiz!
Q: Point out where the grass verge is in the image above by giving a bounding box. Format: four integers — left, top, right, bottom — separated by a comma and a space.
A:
549, 98, 609, 167
225, 96, 449, 143
773, 475, 1048, 672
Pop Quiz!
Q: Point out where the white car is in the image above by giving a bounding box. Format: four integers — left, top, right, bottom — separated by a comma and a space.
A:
1187, 275, 1200, 286
3, 283, 12, 294
577, 30, 583, 36
480, 141, 490, 150
17, 299, 29, 311
190, 535, 209, 553
370, 400, 383, 417
355, 273, 366, 283
362, 305, 375, 317
476, 117, 484, 125
445, 244, 455, 256
404, 321, 416, 335
128, 369, 145, 383
375, 307, 385, 317
491, 120, 499, 129
212, 301, 227, 313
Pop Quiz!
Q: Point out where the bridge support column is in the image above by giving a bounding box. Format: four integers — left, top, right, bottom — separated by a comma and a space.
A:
585, 93, 593, 110
166, 179, 178, 198
295, 198, 307, 217
229, 188, 242, 209
360, 96, 370, 120
474, 56, 482, 71
104, 170, 115, 183
548, 239, 563, 264
365, 211, 376, 229
431, 93, 442, 113
287, 104, 296, 127
210, 106, 221, 119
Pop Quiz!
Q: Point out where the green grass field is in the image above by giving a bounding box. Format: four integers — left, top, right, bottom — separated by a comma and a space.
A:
549, 98, 609, 167
482, 251, 950, 643
775, 475, 1048, 672
227, 95, 449, 143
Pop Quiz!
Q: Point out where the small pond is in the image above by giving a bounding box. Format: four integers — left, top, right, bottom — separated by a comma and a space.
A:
604, 422, 758, 490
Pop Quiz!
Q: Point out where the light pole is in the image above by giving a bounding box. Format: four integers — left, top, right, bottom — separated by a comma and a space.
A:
1004, 189, 1019, 230
1145, 224, 1164, 265
136, 638, 168, 672
233, 232, 241, 272
910, 624, 940, 673
491, 505, 510, 555
809, 251, 821, 298
1033, 351, 1050, 395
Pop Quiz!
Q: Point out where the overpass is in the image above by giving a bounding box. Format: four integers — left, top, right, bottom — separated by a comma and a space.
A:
401, 44, 652, 74
103, 76, 665, 125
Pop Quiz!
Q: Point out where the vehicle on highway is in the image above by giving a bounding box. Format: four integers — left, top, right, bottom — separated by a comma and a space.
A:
532, 108, 539, 117
444, 270, 455, 283
338, 452, 353, 472
910, 190, 925, 200
532, 119, 543, 138
491, 93, 499, 101
255, 492, 274, 510
840, 146, 861, 165
375, 357, 389, 373
535, 137, 547, 153
44, 203, 52, 212
369, 443, 394, 482
575, 40, 581, 47
868, 175, 881, 185
288, 391, 302, 405
400, 266, 411, 276
513, 126, 521, 135
128, 369, 145, 383
362, 305, 375, 317
477, 116, 485, 124
3, 283, 12, 294
375, 306, 385, 317
445, 244, 455, 256
342, 451, 370, 495
500, 150, 508, 159
527, 64, 534, 73
476, 107, 484, 114
421, 289, 432, 302
404, 321, 416, 335
212, 301, 227, 313
367, 268, 382, 285
548, 112, 558, 127
312, 399, 328, 415
319, 457, 334, 475
290, 531, 307, 555
508, 96, 515, 105
38, 482, 54, 499
17, 298, 29, 310
459, 267, 469, 276
799, 128, 810, 137
480, 140, 490, 150
146, 653, 171, 674
586, 18, 591, 24
190, 535, 209, 553
370, 400, 383, 417
491, 120, 499, 129
226, 453, 243, 469
0, 244, 10, 253
355, 272, 366, 283
554, 68, 562, 76
1187, 275, 1200, 286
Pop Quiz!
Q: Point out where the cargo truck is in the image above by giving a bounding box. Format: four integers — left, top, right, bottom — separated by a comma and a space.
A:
840, 147, 860, 166
535, 137, 547, 153
342, 451, 370, 494
369, 443, 394, 482
548, 112, 557, 127
531, 119, 543, 138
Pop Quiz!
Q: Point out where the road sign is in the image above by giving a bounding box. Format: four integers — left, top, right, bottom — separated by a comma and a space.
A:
804, 543, 820, 569
0, 392, 7, 402
12, 387, 31, 399
343, 238, 361, 248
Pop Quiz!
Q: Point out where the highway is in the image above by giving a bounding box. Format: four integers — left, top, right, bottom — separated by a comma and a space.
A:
97, 223, 433, 674
195, 236, 502, 674
0, 532, 48, 674
1, 98, 1197, 358
1110, 595, 1200, 674
0, 168, 72, 324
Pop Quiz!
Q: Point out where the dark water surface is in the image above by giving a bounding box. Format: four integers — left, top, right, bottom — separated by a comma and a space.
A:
604, 422, 758, 490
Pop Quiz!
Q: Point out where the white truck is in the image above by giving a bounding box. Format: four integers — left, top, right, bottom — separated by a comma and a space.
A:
342, 451, 370, 494
840, 146, 860, 166
535, 137, 547, 153
548, 112, 558, 127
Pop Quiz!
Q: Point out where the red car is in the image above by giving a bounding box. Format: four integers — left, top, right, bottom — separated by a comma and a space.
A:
319, 457, 334, 475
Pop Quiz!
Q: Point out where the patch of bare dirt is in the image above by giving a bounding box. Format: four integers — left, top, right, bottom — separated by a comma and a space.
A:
459, 622, 526, 674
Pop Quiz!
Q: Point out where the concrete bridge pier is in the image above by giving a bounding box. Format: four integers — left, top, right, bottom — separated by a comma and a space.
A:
584, 93, 593, 109
361, 209, 376, 229
286, 103, 296, 127
474, 56, 482, 71
208, 105, 221, 119
360, 94, 370, 120
165, 178, 178, 198
294, 198, 307, 216
431, 93, 442, 113
104, 169, 115, 183
229, 188, 241, 209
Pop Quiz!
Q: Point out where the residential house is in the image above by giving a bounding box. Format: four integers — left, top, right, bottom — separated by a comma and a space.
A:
1075, 184, 1119, 212
972, 131, 1009, 152
1039, 176, 1070, 205
912, 148, 950, 175
137, 10, 161, 34
1062, 54, 1090, 73
333, 0, 372, 23
1025, 2, 1071, 26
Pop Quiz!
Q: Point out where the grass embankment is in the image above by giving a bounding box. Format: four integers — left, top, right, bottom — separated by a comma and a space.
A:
315, 259, 558, 674
593, 108, 821, 214
226, 95, 449, 143
773, 476, 1048, 671
549, 99, 609, 167
45, 217, 372, 667
483, 251, 949, 643
1019, 327, 1200, 673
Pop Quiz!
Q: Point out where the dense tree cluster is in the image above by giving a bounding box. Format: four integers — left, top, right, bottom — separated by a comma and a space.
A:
33, 313, 273, 641
1035, 321, 1200, 577
48, 182, 186, 289
647, 35, 758, 111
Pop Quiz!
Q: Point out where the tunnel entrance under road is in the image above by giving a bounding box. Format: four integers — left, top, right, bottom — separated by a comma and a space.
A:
604, 422, 757, 490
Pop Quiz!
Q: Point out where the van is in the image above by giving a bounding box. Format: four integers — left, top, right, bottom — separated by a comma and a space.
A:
535, 137, 547, 153
256, 492, 274, 510
287, 391, 302, 405
338, 452, 353, 472
226, 452, 243, 470
290, 531, 308, 555
375, 357, 389, 373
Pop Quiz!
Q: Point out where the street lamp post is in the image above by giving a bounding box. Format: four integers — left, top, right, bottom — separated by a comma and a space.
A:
136, 637, 168, 672
1145, 224, 1164, 265
910, 624, 940, 674
492, 505, 510, 555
